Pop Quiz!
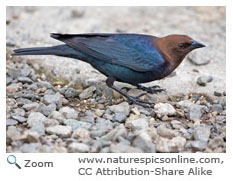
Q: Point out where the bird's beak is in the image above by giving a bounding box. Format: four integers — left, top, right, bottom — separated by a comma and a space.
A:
190, 40, 206, 50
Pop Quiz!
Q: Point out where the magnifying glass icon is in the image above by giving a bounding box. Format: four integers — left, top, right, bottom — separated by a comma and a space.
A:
7, 155, 21, 169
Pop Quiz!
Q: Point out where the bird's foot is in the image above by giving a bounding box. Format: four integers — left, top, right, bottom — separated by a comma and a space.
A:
126, 94, 155, 108
137, 84, 166, 94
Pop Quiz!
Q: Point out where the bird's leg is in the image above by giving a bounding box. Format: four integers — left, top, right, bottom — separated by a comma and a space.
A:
106, 77, 154, 108
136, 84, 165, 94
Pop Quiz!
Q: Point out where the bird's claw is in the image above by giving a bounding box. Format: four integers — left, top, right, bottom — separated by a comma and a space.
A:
137, 85, 166, 94
126, 95, 155, 108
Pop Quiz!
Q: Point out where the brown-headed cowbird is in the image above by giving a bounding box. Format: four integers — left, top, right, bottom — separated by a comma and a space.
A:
13, 33, 205, 107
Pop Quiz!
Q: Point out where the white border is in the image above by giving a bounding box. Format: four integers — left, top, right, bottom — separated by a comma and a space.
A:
1, 1, 231, 181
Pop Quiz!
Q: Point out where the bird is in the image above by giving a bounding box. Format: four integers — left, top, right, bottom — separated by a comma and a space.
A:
12, 33, 205, 107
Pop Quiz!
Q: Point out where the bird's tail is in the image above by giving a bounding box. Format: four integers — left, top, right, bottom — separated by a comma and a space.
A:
12, 45, 66, 56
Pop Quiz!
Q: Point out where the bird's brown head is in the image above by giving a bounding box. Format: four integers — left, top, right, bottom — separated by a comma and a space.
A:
157, 34, 205, 68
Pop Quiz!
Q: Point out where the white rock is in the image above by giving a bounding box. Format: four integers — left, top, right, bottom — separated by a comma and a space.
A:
72, 128, 90, 139
59, 107, 79, 119
46, 125, 72, 138
68, 142, 90, 153
49, 111, 65, 123
125, 118, 149, 131
193, 125, 210, 142
110, 143, 143, 153
157, 124, 179, 138
156, 136, 186, 152
101, 124, 127, 141
79, 86, 96, 100
154, 103, 176, 117
132, 131, 155, 152
109, 102, 130, 115
27, 112, 47, 127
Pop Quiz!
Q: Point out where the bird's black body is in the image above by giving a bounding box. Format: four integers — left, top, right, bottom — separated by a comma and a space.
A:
13, 33, 205, 107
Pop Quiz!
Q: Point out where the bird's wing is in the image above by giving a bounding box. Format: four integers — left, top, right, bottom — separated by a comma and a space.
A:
50, 33, 165, 72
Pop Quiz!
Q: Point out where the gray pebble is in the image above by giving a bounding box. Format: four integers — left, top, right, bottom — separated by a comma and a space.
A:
208, 136, 224, 149
7, 69, 21, 79
185, 140, 208, 151
64, 119, 92, 130
101, 124, 127, 141
68, 142, 90, 153
112, 112, 127, 123
49, 111, 65, 123
6, 77, 13, 86
171, 120, 184, 129
46, 125, 72, 138
44, 89, 56, 95
71, 9, 85, 18
12, 108, 25, 117
188, 104, 207, 121
197, 75, 213, 86
95, 109, 105, 117
217, 97, 226, 110
20, 68, 32, 77
43, 92, 63, 109
211, 104, 223, 114
90, 130, 107, 138
177, 100, 193, 109
16, 97, 32, 105
20, 143, 42, 153
42, 119, 59, 127
79, 86, 96, 100
110, 143, 143, 153
72, 128, 90, 139
85, 110, 95, 116
7, 83, 20, 93
96, 118, 113, 131
30, 122, 45, 136
27, 112, 47, 127
11, 115, 27, 123
37, 81, 52, 89
6, 119, 18, 126
64, 88, 80, 98
193, 125, 210, 142
59, 106, 79, 119
125, 118, 149, 131
103, 113, 114, 120
154, 103, 176, 117
80, 115, 95, 124
22, 130, 40, 143
64, 119, 83, 131
214, 91, 222, 97
132, 131, 155, 153
18, 77, 33, 84
157, 124, 179, 138
7, 126, 21, 140
188, 50, 211, 65
22, 102, 39, 111
37, 103, 56, 116
156, 136, 186, 152
109, 102, 130, 115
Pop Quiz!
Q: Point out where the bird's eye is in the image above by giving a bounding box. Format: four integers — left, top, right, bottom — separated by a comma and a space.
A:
178, 43, 185, 48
